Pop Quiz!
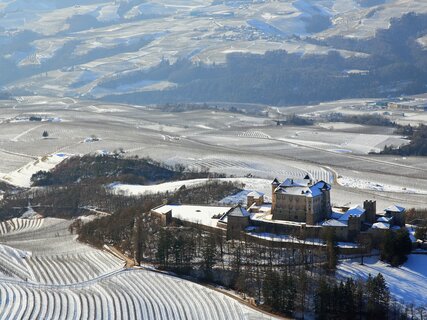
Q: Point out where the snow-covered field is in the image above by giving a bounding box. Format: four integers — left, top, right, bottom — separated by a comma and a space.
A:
0, 96, 425, 210
337, 176, 427, 195
1, 153, 70, 188
0, 216, 274, 319
338, 255, 427, 307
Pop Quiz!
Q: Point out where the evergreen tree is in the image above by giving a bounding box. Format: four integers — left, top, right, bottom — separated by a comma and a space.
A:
324, 229, 339, 271
366, 273, 390, 319
156, 228, 172, 268
172, 233, 184, 268
381, 229, 412, 266
201, 234, 217, 279
415, 226, 427, 241
282, 272, 296, 315
314, 278, 331, 319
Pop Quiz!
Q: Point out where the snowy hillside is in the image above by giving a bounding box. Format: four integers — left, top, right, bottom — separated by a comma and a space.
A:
0, 216, 275, 319
338, 255, 427, 307
1, 0, 426, 98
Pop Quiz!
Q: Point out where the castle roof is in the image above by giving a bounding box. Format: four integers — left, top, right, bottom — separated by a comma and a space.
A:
372, 222, 391, 229
384, 205, 405, 213
274, 179, 330, 198
227, 205, 250, 217
338, 205, 365, 221
219, 205, 250, 223
322, 219, 347, 227
278, 178, 310, 188
271, 178, 280, 185
247, 191, 264, 199
377, 216, 393, 223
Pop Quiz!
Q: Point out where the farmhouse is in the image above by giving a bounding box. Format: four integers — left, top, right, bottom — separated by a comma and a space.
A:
387, 100, 427, 112
150, 177, 406, 244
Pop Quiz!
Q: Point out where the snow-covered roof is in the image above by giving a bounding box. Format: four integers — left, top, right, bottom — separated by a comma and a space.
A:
227, 206, 250, 218
331, 210, 344, 220
248, 203, 271, 213
384, 205, 405, 213
322, 219, 348, 227
152, 205, 231, 227
278, 178, 310, 188
372, 222, 390, 229
271, 178, 280, 185
219, 205, 250, 223
275, 179, 330, 198
247, 191, 264, 198
251, 213, 308, 226
338, 205, 365, 221
377, 216, 393, 223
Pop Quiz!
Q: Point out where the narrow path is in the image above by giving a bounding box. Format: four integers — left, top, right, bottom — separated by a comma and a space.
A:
11, 124, 45, 142
104, 245, 135, 268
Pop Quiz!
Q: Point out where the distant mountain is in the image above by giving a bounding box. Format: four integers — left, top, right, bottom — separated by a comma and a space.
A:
0, 0, 426, 104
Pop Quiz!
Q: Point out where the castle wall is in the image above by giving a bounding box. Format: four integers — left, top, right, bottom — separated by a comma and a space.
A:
321, 226, 349, 242
227, 216, 250, 240
150, 209, 172, 226
272, 193, 311, 222
273, 191, 328, 225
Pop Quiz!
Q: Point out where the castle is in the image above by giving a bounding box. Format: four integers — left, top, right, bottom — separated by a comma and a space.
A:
151, 176, 406, 245
270, 175, 331, 224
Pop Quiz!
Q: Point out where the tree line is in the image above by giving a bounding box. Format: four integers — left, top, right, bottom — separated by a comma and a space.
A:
380, 124, 427, 156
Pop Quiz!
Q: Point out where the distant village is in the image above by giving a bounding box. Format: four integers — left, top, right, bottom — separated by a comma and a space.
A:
151, 176, 408, 253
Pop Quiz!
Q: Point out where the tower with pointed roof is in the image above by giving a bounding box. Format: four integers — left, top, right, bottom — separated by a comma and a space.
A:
220, 205, 251, 240
271, 178, 280, 209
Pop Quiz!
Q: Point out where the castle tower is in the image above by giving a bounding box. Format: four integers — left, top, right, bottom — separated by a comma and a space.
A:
271, 178, 279, 211
348, 215, 361, 241
363, 200, 377, 224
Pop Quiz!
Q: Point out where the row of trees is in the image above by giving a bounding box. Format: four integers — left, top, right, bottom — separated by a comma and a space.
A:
315, 274, 398, 319
325, 112, 396, 127
380, 124, 427, 156
30, 154, 223, 186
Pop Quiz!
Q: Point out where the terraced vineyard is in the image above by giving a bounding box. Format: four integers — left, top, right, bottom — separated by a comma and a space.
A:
238, 130, 272, 140
0, 217, 274, 319
0, 217, 44, 235
0, 269, 270, 320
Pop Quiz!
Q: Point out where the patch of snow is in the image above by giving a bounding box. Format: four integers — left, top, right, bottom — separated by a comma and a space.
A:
337, 176, 427, 195
195, 124, 214, 130
248, 232, 358, 248
220, 190, 252, 205
108, 177, 273, 197
20, 207, 40, 219
330, 149, 353, 153
1, 153, 70, 188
